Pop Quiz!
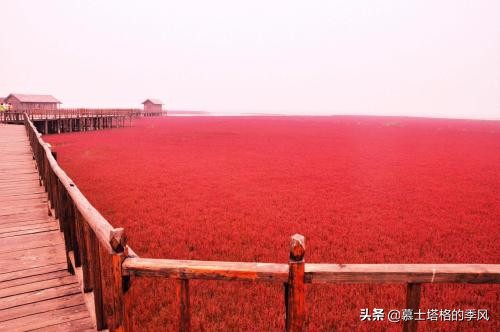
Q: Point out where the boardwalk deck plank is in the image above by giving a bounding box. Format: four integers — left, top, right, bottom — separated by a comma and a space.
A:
0, 218, 55, 230
0, 191, 46, 199
0, 201, 48, 212
0, 194, 47, 203
0, 263, 68, 284
0, 210, 51, 222
0, 293, 84, 323
0, 225, 60, 238
0, 304, 92, 331
0, 232, 63, 253
31, 317, 96, 331
0, 283, 81, 311
0, 275, 77, 299
0, 270, 69, 290
0, 221, 58, 233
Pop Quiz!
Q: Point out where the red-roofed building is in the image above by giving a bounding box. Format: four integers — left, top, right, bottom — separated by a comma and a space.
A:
5, 93, 61, 111
142, 99, 163, 113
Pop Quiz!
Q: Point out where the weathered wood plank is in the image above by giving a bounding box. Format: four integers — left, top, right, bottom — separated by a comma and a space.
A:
0, 204, 48, 214
124, 260, 500, 284
0, 225, 59, 239
0, 255, 67, 275
0, 186, 44, 196
31, 317, 96, 331
0, 186, 43, 194
0, 263, 68, 283
0, 170, 38, 176
0, 269, 69, 290
305, 264, 500, 284
0, 166, 38, 172
0, 275, 77, 298
0, 243, 65, 261
0, 231, 62, 253
0, 177, 41, 185
0, 192, 46, 201
0, 293, 85, 322
123, 257, 289, 282
0, 221, 57, 233
0, 209, 49, 220
0, 168, 37, 173
0, 284, 81, 310
0, 200, 48, 211
0, 304, 92, 331
0, 217, 53, 229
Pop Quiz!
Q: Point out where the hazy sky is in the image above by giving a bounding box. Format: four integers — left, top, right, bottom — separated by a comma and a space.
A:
1, 1, 499, 118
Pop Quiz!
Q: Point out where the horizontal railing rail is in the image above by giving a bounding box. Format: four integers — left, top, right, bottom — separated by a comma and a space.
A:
123, 258, 290, 282
123, 259, 499, 284
305, 263, 500, 284
22, 113, 500, 332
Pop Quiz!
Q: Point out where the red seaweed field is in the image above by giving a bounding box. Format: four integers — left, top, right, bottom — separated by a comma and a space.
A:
46, 116, 500, 331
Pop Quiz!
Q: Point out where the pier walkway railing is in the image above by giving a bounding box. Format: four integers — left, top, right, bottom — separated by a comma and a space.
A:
3, 108, 150, 133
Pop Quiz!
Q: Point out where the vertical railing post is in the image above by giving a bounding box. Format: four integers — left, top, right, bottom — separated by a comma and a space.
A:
286, 234, 306, 332
100, 228, 127, 332
57, 186, 74, 272
177, 279, 191, 332
87, 227, 105, 329
50, 151, 58, 217
403, 283, 421, 332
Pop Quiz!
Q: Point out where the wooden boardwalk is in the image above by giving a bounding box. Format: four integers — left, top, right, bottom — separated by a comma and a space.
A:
0, 124, 95, 331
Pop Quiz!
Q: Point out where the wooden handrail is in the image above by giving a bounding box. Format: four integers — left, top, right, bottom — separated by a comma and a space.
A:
305, 263, 500, 284
21, 113, 500, 332
123, 258, 289, 282
24, 113, 120, 251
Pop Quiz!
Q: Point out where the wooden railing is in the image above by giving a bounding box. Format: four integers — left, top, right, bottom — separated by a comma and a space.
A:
23, 113, 500, 332
24, 108, 140, 119
2, 108, 166, 124
0, 111, 24, 123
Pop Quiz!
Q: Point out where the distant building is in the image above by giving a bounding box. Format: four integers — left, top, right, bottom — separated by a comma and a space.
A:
4, 93, 61, 111
142, 99, 163, 113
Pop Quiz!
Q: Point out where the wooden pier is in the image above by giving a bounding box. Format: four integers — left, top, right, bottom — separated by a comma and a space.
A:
0, 124, 95, 331
0, 109, 143, 134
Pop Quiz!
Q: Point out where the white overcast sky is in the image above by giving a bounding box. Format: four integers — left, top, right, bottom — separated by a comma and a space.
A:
1, 1, 499, 118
